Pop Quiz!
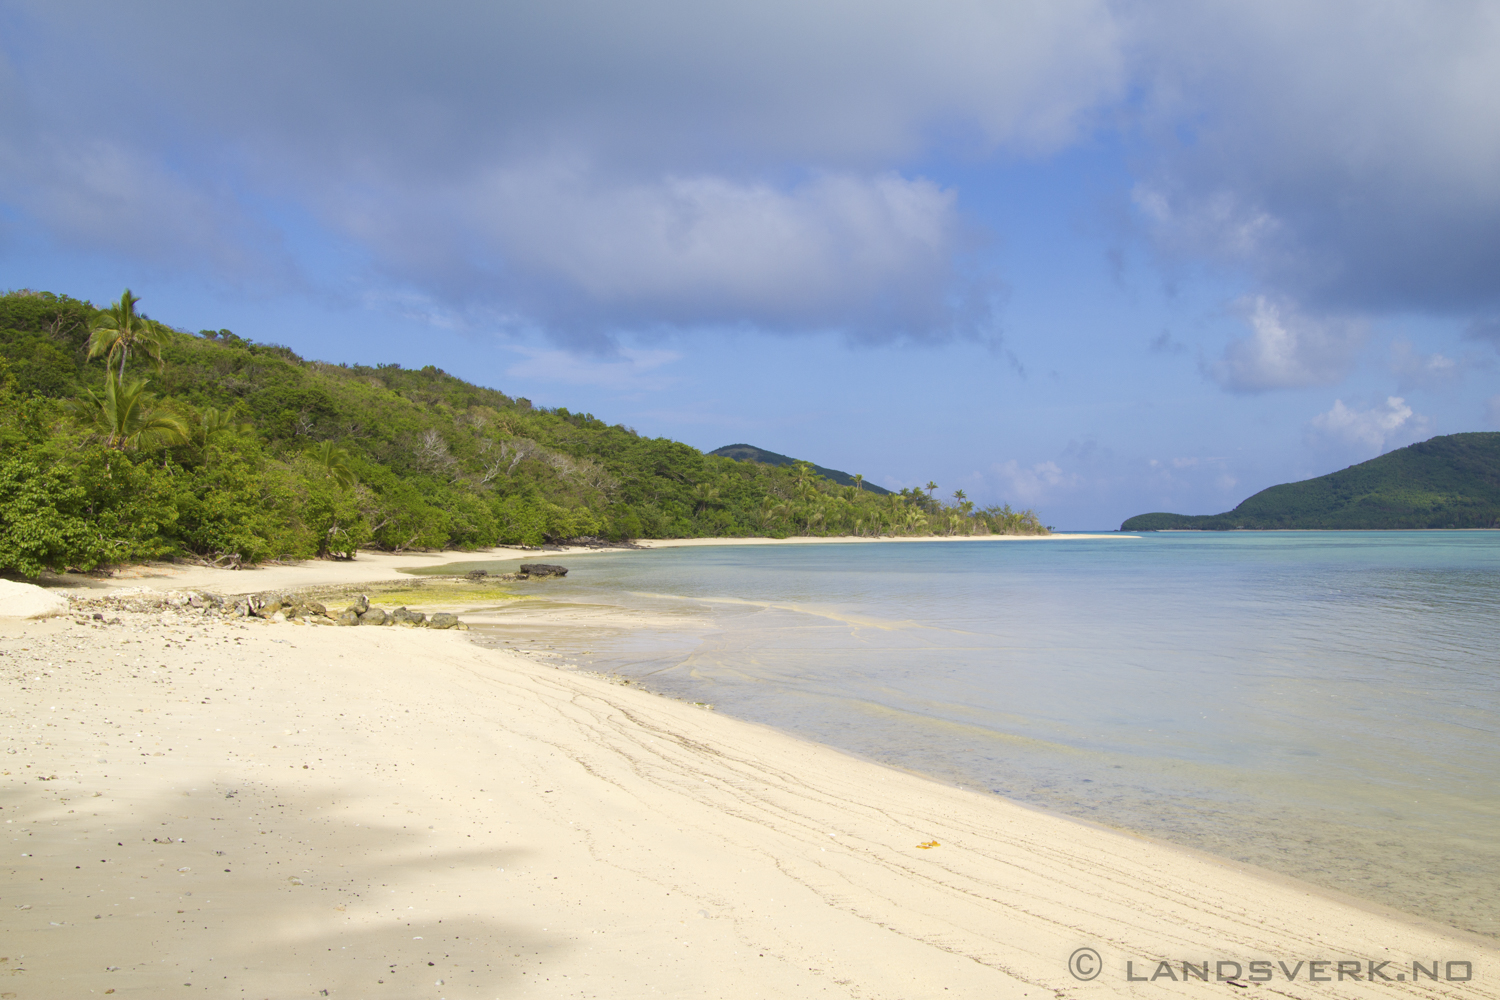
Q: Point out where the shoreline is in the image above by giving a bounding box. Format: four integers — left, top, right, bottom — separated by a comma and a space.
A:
34, 531, 1133, 602
6, 545, 1494, 997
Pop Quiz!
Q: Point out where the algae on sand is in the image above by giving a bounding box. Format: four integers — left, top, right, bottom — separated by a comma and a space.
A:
306, 578, 531, 612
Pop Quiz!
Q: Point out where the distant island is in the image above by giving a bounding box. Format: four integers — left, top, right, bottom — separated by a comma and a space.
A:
709, 444, 893, 495
1122, 433, 1500, 530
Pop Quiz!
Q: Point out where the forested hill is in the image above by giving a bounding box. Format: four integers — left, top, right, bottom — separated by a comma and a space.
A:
0, 289, 1046, 576
1121, 433, 1500, 530
709, 444, 893, 495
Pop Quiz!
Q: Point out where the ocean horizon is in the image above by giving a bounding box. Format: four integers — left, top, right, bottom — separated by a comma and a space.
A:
451, 531, 1500, 937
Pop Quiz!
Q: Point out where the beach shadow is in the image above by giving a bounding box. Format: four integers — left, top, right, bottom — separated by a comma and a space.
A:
3, 775, 568, 997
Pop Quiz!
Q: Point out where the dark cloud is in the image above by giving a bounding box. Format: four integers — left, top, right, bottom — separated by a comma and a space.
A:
1128, 2, 1500, 316
1465, 316, 1500, 350
3, 0, 1498, 346
0, 0, 1120, 342
1148, 330, 1185, 355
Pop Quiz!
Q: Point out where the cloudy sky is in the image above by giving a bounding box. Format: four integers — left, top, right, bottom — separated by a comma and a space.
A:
3, 1, 1498, 526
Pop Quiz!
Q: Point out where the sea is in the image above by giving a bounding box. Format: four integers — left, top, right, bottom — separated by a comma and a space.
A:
433, 532, 1500, 937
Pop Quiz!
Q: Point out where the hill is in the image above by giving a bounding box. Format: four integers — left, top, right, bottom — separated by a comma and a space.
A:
0, 289, 1046, 575
1121, 433, 1500, 530
708, 444, 893, 495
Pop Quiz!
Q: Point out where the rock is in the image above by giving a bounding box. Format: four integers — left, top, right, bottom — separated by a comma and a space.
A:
0, 580, 69, 619
269, 611, 287, 623
519, 563, 568, 577
391, 606, 426, 626
357, 607, 389, 626
348, 594, 370, 615
427, 612, 460, 629
286, 599, 327, 620
465, 569, 488, 580
334, 609, 360, 626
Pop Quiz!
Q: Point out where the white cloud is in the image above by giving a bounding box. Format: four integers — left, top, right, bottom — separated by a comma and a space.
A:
993, 459, 1080, 504
504, 345, 683, 391
0, 0, 1123, 340
1208, 296, 1367, 392
1388, 340, 1486, 391
1306, 396, 1433, 455
7, 0, 1500, 337
383, 165, 983, 341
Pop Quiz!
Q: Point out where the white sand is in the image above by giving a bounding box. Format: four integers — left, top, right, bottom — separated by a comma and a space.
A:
3, 550, 1492, 998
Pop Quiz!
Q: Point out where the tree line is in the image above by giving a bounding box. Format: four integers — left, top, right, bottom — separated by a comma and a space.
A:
0, 289, 1046, 577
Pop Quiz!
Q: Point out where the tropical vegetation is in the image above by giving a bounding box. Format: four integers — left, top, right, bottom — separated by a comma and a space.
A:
0, 288, 1047, 576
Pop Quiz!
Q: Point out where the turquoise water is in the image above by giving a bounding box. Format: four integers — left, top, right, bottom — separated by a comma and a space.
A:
453, 533, 1500, 935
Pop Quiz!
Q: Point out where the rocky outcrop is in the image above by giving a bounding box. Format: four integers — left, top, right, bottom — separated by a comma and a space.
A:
357, 607, 389, 626
391, 606, 427, 626
519, 563, 568, 577
66, 589, 467, 631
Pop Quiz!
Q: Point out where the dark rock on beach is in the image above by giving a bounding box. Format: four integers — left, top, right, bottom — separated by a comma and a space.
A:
519, 563, 568, 578
357, 607, 389, 626
391, 606, 427, 626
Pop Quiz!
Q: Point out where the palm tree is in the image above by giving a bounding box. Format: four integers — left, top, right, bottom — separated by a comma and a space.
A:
88, 289, 172, 378
691, 480, 722, 515
853, 473, 864, 492
925, 481, 938, 501
71, 372, 188, 450
308, 440, 357, 488
196, 408, 253, 468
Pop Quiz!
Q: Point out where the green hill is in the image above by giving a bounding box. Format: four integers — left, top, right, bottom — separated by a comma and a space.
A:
1121, 433, 1500, 530
0, 289, 1044, 576
708, 444, 892, 495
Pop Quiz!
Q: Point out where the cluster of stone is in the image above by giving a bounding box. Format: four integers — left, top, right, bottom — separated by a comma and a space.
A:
67, 588, 465, 629
332, 594, 464, 629
517, 563, 568, 577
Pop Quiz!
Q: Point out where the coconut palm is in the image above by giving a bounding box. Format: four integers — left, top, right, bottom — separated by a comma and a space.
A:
71, 373, 189, 450
691, 480, 722, 515
308, 440, 357, 488
88, 289, 172, 378
196, 408, 254, 468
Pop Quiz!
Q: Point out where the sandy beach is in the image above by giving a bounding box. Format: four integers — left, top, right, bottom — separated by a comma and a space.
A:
2, 548, 1493, 998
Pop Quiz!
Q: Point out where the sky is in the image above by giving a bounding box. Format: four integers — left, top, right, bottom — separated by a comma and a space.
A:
2, 1, 1498, 528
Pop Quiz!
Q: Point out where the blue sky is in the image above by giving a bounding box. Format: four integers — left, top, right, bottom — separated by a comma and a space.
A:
3, 1, 1498, 527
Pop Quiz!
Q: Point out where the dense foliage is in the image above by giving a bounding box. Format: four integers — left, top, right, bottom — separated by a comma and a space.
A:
708, 443, 893, 494
1122, 433, 1500, 531
0, 289, 1046, 576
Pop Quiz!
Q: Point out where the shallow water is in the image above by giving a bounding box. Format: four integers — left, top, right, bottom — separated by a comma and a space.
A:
449, 533, 1500, 935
